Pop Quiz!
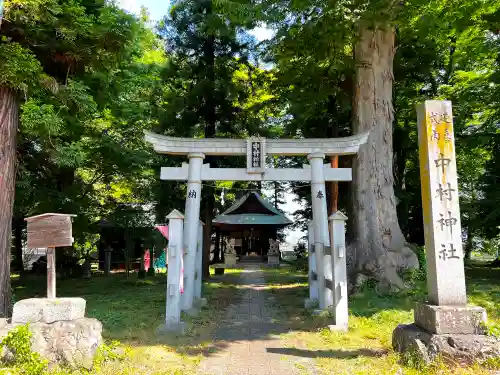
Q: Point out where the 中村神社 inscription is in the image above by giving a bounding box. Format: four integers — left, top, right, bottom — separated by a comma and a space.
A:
417, 100, 466, 306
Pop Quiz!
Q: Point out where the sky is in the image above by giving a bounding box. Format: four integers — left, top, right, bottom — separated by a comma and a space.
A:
116, 0, 302, 247
116, 0, 274, 41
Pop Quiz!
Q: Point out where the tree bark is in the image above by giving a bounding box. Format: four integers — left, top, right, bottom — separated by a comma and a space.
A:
349, 24, 418, 291
201, 2, 216, 280
0, 87, 17, 317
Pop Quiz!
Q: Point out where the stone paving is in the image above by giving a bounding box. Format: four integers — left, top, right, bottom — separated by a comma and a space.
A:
198, 264, 315, 375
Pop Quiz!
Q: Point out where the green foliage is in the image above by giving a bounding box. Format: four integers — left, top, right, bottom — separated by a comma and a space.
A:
0, 42, 41, 90
73, 233, 100, 262
404, 245, 427, 283
92, 340, 126, 372
482, 321, 500, 338
0, 324, 48, 375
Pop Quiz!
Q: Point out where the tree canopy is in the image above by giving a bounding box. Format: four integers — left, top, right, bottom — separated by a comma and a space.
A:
0, 0, 500, 313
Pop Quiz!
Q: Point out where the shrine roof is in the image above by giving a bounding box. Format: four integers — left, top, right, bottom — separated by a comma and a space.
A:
213, 192, 292, 227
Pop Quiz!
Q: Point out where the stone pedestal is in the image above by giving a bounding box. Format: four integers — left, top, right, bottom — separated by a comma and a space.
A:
267, 254, 279, 268
414, 303, 486, 334
157, 321, 186, 335
393, 303, 496, 363
1, 298, 102, 369
393, 323, 500, 365
12, 298, 86, 324
225, 253, 237, 267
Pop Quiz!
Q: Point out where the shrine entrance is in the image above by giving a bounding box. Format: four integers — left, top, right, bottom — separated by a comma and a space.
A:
145, 131, 368, 332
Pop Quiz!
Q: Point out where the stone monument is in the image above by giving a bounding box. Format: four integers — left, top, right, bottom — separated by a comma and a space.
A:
224, 238, 237, 267
267, 239, 280, 268
393, 100, 500, 363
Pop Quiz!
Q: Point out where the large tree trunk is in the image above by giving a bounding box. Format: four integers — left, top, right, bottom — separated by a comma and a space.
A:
201, 1, 216, 280
349, 24, 418, 292
0, 87, 17, 317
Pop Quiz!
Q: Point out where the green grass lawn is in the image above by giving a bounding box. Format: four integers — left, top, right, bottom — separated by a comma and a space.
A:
10, 268, 244, 375
5, 263, 500, 375
262, 263, 500, 375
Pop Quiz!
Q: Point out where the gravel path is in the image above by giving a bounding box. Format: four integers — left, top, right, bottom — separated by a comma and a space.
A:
198, 265, 315, 375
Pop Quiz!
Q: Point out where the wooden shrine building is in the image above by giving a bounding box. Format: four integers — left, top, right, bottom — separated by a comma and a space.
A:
212, 192, 292, 260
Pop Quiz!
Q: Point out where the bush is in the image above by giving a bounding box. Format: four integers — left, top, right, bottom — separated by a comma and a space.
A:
1, 324, 48, 375
93, 341, 126, 372
294, 242, 307, 259
404, 245, 427, 283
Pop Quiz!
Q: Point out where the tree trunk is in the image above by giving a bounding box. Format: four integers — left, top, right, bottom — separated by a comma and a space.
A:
349, 24, 418, 291
201, 5, 216, 280
464, 229, 474, 260
0, 87, 17, 317
203, 192, 214, 279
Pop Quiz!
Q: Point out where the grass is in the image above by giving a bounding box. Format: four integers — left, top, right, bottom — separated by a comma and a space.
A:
4, 263, 500, 375
262, 263, 500, 375
9, 267, 245, 375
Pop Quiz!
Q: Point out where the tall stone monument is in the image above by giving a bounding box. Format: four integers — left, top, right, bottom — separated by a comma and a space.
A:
393, 101, 500, 363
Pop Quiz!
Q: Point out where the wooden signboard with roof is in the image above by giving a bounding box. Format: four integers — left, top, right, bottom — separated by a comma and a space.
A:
25, 213, 76, 298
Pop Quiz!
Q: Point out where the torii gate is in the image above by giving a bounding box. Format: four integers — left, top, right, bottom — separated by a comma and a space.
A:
145, 131, 369, 331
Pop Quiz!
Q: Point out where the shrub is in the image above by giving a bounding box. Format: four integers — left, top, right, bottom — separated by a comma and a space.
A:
1, 324, 48, 375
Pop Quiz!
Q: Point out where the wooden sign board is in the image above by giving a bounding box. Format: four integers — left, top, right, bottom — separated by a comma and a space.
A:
25, 213, 76, 249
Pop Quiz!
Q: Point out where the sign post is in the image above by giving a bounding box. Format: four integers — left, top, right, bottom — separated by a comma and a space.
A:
25, 213, 76, 298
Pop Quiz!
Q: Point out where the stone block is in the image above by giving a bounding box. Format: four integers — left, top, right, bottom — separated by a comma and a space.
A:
193, 297, 207, 309
304, 298, 318, 309
392, 323, 500, 365
224, 254, 237, 267
328, 324, 348, 332
157, 321, 187, 336
392, 324, 432, 354
414, 303, 486, 334
1, 318, 102, 369
12, 298, 86, 324
184, 308, 200, 317
267, 255, 280, 268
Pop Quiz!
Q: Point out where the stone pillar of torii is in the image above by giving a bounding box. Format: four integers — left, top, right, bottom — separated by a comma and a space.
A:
145, 131, 369, 333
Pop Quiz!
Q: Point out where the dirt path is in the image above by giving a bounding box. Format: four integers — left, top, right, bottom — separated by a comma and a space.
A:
197, 265, 315, 375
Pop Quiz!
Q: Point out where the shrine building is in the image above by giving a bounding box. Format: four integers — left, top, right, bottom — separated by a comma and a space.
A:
212, 192, 292, 260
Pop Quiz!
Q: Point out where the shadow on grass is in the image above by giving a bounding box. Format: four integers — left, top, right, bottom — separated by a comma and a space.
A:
10, 262, 500, 363
266, 347, 389, 359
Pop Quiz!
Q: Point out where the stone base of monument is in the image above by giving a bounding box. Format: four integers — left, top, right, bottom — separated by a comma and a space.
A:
0, 298, 102, 369
224, 253, 237, 267
267, 254, 280, 268
193, 297, 207, 309
328, 324, 348, 332
393, 303, 500, 364
184, 308, 200, 317
157, 321, 187, 336
304, 298, 319, 309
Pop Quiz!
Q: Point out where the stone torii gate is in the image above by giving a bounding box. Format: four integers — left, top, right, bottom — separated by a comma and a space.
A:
145, 131, 369, 331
